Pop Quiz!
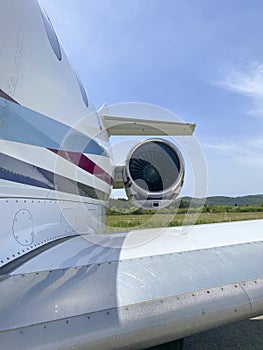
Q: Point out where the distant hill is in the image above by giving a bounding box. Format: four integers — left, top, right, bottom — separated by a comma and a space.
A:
109, 194, 263, 210
189, 195, 263, 207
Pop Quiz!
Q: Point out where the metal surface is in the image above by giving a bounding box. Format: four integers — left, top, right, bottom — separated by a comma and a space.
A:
101, 114, 196, 136
8, 239, 263, 308
0, 198, 105, 271
0, 226, 262, 348
0, 271, 262, 349
12, 220, 263, 274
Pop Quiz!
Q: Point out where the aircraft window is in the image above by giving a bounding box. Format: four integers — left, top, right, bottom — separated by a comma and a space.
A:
39, 6, 62, 61
76, 75, 89, 108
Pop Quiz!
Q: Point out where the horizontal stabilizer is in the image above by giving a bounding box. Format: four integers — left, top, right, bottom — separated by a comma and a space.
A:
101, 114, 196, 136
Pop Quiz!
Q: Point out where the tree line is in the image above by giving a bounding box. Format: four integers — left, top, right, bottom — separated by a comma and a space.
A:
107, 197, 263, 216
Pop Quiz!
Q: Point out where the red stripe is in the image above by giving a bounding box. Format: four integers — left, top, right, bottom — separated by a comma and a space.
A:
49, 149, 112, 185
0, 89, 19, 104
0, 93, 113, 186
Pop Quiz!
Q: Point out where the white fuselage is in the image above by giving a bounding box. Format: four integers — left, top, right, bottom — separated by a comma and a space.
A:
0, 0, 112, 267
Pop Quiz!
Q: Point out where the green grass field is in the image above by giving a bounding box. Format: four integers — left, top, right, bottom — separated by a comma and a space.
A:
107, 211, 263, 232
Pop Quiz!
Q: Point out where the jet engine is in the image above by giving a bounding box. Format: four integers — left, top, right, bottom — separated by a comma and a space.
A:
115, 139, 184, 209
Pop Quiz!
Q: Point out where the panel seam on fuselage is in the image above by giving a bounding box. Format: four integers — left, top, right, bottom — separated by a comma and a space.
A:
0, 235, 78, 277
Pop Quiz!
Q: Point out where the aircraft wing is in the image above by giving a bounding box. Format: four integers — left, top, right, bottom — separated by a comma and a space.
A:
0, 220, 263, 349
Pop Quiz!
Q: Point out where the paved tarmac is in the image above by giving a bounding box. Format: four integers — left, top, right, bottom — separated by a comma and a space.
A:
184, 316, 263, 349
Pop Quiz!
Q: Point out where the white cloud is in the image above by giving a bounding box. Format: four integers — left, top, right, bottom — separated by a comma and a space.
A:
220, 62, 263, 97
204, 138, 263, 168
219, 61, 263, 117
202, 139, 263, 196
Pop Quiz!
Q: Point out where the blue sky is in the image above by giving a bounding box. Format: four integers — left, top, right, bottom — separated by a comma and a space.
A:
41, 0, 263, 197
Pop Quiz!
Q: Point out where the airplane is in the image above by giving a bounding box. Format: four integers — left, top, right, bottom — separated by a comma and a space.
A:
0, 1, 263, 349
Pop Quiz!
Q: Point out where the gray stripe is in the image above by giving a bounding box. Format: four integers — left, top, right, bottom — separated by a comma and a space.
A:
0, 97, 107, 156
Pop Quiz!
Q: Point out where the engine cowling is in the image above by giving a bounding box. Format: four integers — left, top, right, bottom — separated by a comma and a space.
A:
123, 139, 184, 209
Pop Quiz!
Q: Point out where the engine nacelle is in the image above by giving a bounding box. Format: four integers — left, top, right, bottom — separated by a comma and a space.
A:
122, 139, 184, 209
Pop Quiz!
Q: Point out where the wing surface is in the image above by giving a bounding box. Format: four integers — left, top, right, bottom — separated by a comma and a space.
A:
1, 220, 263, 349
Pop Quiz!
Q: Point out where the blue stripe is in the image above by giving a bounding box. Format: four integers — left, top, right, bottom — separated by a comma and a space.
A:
0, 97, 107, 156
0, 153, 108, 200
